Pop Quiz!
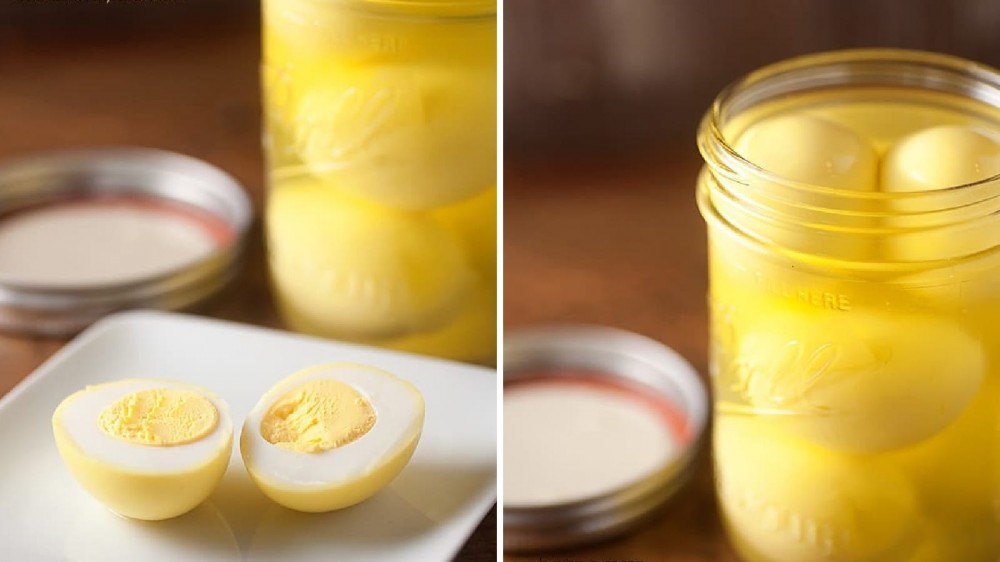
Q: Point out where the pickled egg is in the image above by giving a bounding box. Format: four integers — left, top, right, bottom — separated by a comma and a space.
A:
728, 114, 880, 261
882, 125, 1000, 192
880, 126, 1000, 262
291, 65, 496, 210
267, 176, 474, 340
731, 306, 983, 452
735, 114, 879, 190
240, 363, 425, 512
715, 416, 919, 562
51, 379, 233, 521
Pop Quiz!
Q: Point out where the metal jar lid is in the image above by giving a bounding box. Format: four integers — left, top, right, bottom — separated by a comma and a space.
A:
503, 325, 709, 552
0, 147, 252, 335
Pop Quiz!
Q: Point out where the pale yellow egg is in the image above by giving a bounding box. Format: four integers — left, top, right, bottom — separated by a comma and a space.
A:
724, 114, 880, 262
715, 416, 919, 562
267, 176, 475, 340
882, 125, 1000, 192
879, 126, 1000, 263
241, 364, 424, 513
52, 379, 233, 521
735, 114, 879, 190
290, 64, 496, 210
728, 306, 983, 452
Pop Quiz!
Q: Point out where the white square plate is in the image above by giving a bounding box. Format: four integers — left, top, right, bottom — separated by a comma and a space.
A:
0, 311, 497, 562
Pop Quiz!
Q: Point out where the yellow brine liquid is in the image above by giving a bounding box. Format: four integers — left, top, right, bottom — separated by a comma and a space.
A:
701, 85, 1000, 561
262, 0, 497, 364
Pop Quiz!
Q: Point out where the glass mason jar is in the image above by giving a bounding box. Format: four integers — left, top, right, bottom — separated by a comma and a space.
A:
261, 0, 496, 365
698, 50, 1000, 562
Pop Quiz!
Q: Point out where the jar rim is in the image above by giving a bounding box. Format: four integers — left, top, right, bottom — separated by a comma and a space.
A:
697, 48, 1000, 267
306, 0, 496, 19
704, 48, 1000, 198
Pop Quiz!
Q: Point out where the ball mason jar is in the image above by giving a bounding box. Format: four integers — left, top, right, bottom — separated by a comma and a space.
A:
697, 50, 1000, 562
262, 0, 497, 365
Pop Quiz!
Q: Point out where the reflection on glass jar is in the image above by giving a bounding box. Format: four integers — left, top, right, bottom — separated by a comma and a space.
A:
262, 0, 497, 365
698, 50, 1000, 562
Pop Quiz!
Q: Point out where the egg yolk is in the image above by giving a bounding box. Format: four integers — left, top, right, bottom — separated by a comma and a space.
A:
260, 379, 376, 453
98, 388, 219, 446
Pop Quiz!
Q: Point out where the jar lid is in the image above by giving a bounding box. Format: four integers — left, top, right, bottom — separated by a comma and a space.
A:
0, 147, 251, 336
503, 325, 708, 552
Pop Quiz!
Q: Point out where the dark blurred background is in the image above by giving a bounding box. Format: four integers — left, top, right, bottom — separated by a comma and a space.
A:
0, 1, 260, 186
0, 1, 255, 37
505, 0, 1000, 157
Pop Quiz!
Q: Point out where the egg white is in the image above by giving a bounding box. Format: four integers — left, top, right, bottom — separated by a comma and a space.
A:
55, 379, 233, 472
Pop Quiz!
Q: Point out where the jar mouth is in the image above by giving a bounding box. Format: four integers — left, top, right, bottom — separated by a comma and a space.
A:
698, 48, 1000, 267
704, 48, 1000, 200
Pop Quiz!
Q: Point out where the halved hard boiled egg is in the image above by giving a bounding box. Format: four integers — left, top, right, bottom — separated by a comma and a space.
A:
240, 363, 425, 512
52, 379, 233, 521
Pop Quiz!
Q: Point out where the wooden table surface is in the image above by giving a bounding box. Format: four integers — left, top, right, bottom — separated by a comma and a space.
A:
504, 149, 739, 562
0, 19, 494, 562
